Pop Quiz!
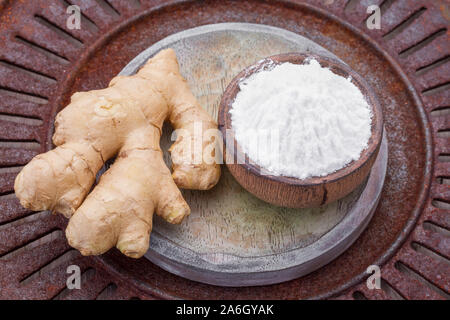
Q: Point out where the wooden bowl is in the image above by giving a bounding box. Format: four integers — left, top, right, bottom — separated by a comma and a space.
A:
218, 53, 384, 208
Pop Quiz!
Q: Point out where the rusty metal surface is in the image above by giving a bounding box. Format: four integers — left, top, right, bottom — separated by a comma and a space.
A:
0, 0, 448, 299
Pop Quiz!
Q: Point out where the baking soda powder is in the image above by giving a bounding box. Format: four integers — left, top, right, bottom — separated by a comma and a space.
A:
230, 59, 372, 179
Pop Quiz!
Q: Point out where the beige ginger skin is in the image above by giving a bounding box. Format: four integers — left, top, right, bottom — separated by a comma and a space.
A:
14, 49, 221, 258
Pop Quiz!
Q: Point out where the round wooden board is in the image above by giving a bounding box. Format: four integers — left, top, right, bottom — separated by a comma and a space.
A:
119, 23, 388, 287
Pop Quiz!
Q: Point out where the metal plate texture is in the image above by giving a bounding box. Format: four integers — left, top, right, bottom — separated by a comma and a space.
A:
0, 0, 448, 300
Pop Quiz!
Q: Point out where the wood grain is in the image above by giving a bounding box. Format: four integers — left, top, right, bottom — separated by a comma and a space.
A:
118, 23, 387, 286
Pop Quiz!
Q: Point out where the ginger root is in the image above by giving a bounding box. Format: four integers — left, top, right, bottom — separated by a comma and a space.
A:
14, 49, 221, 258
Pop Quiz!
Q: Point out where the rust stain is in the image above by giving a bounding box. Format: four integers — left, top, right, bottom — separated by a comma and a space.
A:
0, 0, 447, 300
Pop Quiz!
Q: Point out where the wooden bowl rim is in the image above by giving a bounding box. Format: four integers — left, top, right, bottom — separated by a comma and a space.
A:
218, 52, 384, 187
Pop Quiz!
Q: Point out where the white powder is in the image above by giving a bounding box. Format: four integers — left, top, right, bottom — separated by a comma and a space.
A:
230, 59, 372, 179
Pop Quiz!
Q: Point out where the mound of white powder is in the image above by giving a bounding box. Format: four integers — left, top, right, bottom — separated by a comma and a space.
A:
230, 59, 372, 179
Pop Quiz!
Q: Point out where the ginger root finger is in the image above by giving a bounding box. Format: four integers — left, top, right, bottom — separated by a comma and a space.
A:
14, 48, 220, 258
136, 49, 221, 189
14, 142, 103, 218
170, 120, 221, 190
66, 141, 189, 258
